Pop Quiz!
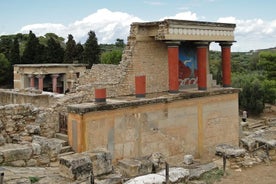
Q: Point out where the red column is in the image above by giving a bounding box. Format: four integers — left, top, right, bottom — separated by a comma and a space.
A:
28, 74, 35, 88
196, 42, 209, 90
135, 75, 146, 98
37, 75, 45, 91
167, 42, 180, 93
52, 74, 59, 93
95, 88, 106, 102
220, 42, 232, 87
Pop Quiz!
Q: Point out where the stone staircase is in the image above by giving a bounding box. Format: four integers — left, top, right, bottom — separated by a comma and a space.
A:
55, 133, 75, 158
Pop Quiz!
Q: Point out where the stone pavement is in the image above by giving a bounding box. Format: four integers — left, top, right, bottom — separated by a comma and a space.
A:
1, 162, 78, 184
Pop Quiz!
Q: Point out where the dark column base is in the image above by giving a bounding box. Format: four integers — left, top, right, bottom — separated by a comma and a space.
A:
198, 87, 207, 90
223, 84, 231, 88
95, 98, 106, 103
168, 90, 179, 94
136, 94, 145, 98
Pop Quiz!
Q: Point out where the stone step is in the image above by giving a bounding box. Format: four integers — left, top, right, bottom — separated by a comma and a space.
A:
55, 133, 69, 142
60, 146, 73, 154
58, 151, 75, 159
49, 137, 68, 147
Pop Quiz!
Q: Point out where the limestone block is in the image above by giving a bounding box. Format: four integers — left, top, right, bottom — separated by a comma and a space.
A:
37, 154, 50, 166
31, 142, 41, 155
215, 144, 246, 157
83, 150, 112, 176
0, 152, 3, 164
26, 159, 37, 166
157, 167, 190, 183
184, 154, 194, 165
59, 153, 92, 181
0, 134, 5, 146
0, 144, 32, 162
189, 162, 218, 180
117, 158, 152, 177
25, 124, 41, 134
94, 173, 123, 184
9, 160, 26, 167
124, 174, 165, 184
32, 136, 63, 158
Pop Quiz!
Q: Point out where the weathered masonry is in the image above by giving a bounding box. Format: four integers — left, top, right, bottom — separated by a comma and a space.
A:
68, 89, 239, 162
14, 64, 87, 93
67, 19, 238, 162
77, 19, 235, 98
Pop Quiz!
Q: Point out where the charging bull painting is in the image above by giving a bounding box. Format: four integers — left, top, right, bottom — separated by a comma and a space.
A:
179, 43, 198, 88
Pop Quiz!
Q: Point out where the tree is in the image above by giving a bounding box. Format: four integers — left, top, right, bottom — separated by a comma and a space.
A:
0, 53, 11, 86
259, 51, 276, 80
75, 43, 84, 63
21, 31, 45, 64
83, 31, 100, 68
101, 49, 122, 65
64, 34, 77, 63
115, 38, 125, 48
45, 37, 64, 63
0, 35, 13, 60
10, 37, 21, 64
232, 73, 265, 115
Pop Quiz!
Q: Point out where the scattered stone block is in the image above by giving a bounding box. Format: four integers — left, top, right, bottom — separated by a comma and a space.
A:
83, 149, 112, 176
59, 153, 92, 181
124, 173, 165, 184
189, 162, 218, 180
215, 144, 246, 157
158, 167, 189, 183
0, 144, 32, 162
95, 173, 123, 184
117, 158, 152, 177
184, 154, 194, 165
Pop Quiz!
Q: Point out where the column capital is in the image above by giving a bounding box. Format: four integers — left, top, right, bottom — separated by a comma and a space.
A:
51, 74, 59, 78
165, 41, 181, 47
36, 74, 45, 79
194, 41, 210, 47
218, 41, 234, 47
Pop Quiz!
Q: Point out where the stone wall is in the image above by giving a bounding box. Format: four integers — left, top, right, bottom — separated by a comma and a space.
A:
67, 90, 240, 163
76, 23, 169, 98
0, 89, 50, 107
0, 104, 59, 145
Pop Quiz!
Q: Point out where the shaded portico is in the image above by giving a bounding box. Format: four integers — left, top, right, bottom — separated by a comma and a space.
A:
134, 19, 235, 92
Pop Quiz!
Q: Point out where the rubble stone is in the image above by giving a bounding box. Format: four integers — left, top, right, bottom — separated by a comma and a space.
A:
83, 149, 113, 177
0, 144, 32, 162
59, 153, 92, 181
215, 144, 246, 157
184, 155, 194, 165
117, 158, 152, 177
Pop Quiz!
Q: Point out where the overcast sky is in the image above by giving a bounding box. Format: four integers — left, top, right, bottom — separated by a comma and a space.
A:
1, 0, 276, 52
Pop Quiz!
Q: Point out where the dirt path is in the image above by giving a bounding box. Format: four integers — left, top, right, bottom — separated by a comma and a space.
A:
215, 161, 276, 184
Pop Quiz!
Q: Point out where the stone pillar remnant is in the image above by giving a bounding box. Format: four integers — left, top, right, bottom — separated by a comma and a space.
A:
51, 74, 59, 93
196, 42, 209, 90
135, 75, 146, 98
28, 74, 35, 88
167, 42, 180, 93
37, 74, 45, 91
220, 42, 233, 87
95, 88, 106, 102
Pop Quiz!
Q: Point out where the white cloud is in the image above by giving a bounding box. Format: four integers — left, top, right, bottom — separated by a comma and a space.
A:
162, 11, 198, 21
20, 8, 143, 44
18, 9, 276, 52
217, 17, 276, 51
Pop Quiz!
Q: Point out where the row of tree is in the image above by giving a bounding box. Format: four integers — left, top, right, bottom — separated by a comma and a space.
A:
0, 31, 125, 87
210, 50, 276, 115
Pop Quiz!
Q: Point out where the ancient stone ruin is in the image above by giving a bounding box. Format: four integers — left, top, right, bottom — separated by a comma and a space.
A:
0, 19, 275, 183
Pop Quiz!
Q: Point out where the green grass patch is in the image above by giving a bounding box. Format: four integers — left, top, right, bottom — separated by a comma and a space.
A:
29, 176, 40, 183
201, 169, 224, 184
